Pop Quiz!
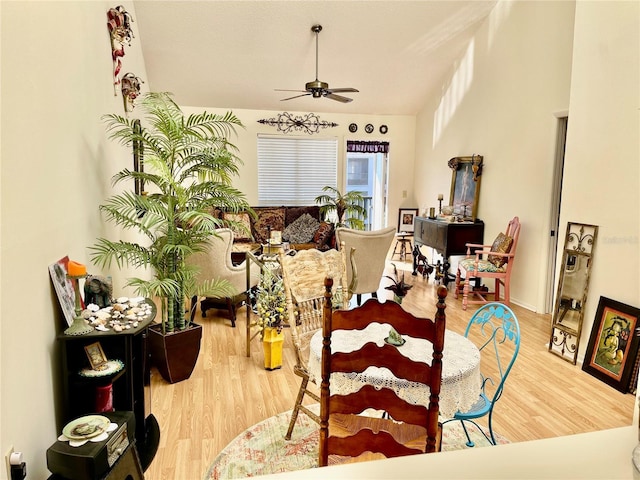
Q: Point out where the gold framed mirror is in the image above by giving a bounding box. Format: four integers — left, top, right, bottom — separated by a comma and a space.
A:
548, 222, 598, 364
448, 155, 483, 221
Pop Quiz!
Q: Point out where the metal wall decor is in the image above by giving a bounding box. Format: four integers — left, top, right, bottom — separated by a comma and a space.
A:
257, 112, 338, 135
548, 222, 598, 364
121, 73, 144, 112
107, 5, 135, 94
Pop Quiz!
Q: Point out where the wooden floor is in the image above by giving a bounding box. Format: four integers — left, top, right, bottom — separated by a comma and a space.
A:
145, 257, 635, 480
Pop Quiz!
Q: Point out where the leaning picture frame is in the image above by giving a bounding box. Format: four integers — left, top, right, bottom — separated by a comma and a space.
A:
448, 155, 483, 221
398, 208, 419, 233
48, 256, 77, 327
582, 296, 640, 393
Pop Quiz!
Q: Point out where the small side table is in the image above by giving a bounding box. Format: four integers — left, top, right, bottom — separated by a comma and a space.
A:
392, 232, 413, 261
47, 411, 143, 480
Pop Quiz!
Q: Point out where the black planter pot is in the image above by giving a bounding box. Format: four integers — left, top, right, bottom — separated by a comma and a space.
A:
148, 322, 203, 384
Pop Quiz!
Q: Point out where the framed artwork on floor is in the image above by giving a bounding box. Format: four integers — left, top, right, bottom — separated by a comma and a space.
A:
582, 296, 640, 393
398, 208, 419, 233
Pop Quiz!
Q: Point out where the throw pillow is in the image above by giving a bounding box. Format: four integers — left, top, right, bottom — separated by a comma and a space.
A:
252, 207, 285, 244
487, 232, 513, 268
223, 212, 252, 242
285, 206, 321, 226
282, 213, 321, 244
313, 221, 334, 249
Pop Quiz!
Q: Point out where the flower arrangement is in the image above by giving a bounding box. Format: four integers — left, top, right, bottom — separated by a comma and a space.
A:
384, 263, 413, 299
255, 270, 287, 333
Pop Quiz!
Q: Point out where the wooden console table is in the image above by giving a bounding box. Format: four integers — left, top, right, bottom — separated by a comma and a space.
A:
412, 217, 484, 284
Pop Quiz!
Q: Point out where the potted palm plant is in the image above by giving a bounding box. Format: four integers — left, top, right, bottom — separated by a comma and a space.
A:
91, 92, 250, 383
315, 186, 367, 230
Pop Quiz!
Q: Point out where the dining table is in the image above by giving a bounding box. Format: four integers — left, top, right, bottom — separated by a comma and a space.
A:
307, 322, 482, 418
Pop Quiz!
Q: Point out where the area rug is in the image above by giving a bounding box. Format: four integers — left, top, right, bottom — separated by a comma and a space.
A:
204, 406, 509, 479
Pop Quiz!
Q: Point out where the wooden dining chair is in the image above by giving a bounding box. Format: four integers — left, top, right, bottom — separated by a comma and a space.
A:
280, 247, 350, 440
319, 280, 448, 466
454, 216, 521, 310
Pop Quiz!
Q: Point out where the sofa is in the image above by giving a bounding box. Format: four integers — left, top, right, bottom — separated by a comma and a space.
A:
221, 206, 335, 258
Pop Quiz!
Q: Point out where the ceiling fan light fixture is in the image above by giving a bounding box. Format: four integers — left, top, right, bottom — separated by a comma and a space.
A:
276, 24, 358, 103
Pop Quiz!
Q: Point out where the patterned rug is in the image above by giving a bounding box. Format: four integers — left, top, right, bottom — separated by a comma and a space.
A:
205, 406, 509, 479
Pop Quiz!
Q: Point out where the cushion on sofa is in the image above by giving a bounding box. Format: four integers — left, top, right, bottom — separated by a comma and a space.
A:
283, 213, 321, 243
285, 206, 321, 226
313, 221, 334, 250
252, 207, 286, 244
223, 212, 253, 242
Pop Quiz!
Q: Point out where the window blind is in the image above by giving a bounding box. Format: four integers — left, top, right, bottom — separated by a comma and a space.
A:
257, 135, 338, 206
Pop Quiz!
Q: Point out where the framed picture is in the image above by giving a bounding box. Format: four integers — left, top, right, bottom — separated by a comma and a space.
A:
85, 342, 108, 370
582, 296, 640, 392
48, 256, 76, 327
398, 208, 419, 233
448, 155, 483, 221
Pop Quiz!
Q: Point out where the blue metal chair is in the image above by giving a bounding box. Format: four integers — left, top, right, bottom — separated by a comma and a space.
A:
442, 302, 520, 447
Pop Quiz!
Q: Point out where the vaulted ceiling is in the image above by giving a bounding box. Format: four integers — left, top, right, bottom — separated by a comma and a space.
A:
133, 1, 497, 115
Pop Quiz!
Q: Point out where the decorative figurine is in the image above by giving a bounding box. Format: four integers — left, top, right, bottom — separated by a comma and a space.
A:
84, 275, 113, 309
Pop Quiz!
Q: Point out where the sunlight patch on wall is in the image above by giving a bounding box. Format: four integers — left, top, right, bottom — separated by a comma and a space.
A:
432, 40, 475, 147
488, 0, 513, 49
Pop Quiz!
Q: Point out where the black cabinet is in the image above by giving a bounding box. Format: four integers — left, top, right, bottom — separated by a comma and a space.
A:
56, 301, 159, 470
413, 216, 484, 284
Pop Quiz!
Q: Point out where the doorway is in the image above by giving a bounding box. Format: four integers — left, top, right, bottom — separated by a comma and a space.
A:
345, 149, 388, 231
545, 115, 568, 313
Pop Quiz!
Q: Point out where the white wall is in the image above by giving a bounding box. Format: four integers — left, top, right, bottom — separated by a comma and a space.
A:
180, 107, 417, 228
414, 0, 639, 362
0, 2, 148, 478
414, 0, 576, 312
562, 0, 639, 356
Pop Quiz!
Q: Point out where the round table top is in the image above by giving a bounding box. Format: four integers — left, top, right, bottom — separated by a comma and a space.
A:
308, 323, 481, 418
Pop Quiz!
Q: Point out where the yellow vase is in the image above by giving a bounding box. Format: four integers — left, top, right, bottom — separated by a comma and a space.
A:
263, 326, 284, 370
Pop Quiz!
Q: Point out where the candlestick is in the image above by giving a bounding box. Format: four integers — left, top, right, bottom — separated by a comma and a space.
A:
64, 269, 93, 336
437, 194, 444, 201
437, 194, 444, 214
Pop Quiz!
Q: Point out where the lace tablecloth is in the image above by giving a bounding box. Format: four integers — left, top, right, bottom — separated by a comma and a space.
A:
308, 323, 481, 418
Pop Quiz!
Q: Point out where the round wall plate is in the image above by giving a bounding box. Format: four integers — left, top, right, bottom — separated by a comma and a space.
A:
348, 123, 358, 133
365, 123, 374, 133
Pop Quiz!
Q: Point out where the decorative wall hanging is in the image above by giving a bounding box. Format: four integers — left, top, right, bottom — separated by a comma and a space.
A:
364, 123, 374, 134
379, 125, 388, 134
448, 154, 483, 221
107, 5, 135, 94
348, 123, 358, 133
121, 72, 144, 112
257, 112, 338, 135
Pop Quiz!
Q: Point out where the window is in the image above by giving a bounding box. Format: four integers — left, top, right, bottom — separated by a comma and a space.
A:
257, 135, 338, 206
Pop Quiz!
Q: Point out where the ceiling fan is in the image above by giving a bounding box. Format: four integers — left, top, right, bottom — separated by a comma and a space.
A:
276, 24, 359, 103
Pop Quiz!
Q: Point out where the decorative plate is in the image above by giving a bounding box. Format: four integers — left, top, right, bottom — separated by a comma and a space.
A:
379, 125, 388, 134
365, 123, 374, 134
348, 123, 358, 133
63, 415, 111, 440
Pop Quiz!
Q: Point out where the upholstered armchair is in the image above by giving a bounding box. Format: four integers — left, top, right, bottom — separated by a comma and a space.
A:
187, 228, 260, 326
335, 226, 396, 305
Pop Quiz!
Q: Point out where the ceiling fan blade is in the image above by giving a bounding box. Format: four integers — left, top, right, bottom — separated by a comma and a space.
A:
275, 89, 309, 93
325, 93, 353, 103
281, 93, 312, 101
326, 88, 359, 94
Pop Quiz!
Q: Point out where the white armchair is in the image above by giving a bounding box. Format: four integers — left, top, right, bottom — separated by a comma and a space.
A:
335, 226, 396, 305
187, 228, 260, 327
